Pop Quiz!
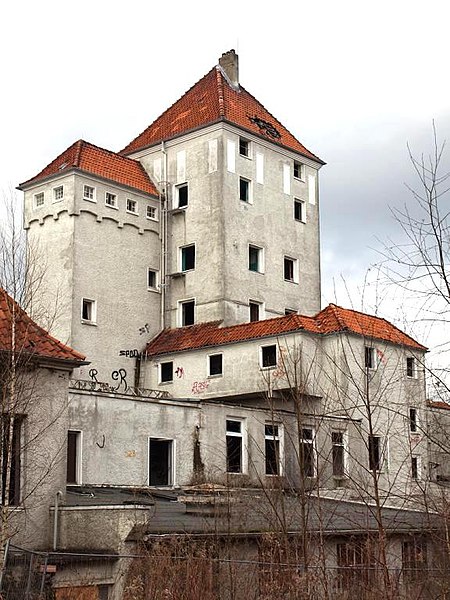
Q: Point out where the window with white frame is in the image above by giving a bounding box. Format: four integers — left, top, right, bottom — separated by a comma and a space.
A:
126, 199, 138, 214
226, 419, 244, 473
53, 186, 64, 202
179, 299, 195, 326
147, 268, 159, 291
176, 183, 189, 208
406, 357, 416, 378
249, 300, 262, 322
239, 177, 251, 203
66, 430, 82, 484
81, 298, 96, 324
284, 256, 298, 283
180, 244, 196, 271
365, 346, 375, 369
294, 198, 306, 222
300, 428, 315, 477
411, 455, 421, 480
248, 245, 263, 273
160, 361, 173, 383
261, 344, 277, 369
149, 438, 173, 486
293, 161, 304, 180
239, 137, 250, 158
83, 185, 95, 202
146, 205, 158, 221
332, 431, 346, 477
208, 353, 223, 377
105, 192, 117, 208
33, 192, 45, 208
265, 423, 282, 475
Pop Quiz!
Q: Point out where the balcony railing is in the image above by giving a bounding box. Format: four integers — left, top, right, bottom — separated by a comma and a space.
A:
69, 379, 170, 400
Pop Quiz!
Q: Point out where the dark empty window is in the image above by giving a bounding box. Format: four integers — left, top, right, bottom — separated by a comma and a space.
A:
402, 538, 427, 582
284, 257, 296, 282
365, 347, 375, 369
409, 408, 418, 433
368, 435, 381, 471
265, 424, 280, 475
261, 345, 277, 368
239, 138, 250, 157
294, 199, 305, 222
411, 456, 419, 480
239, 178, 250, 202
160, 362, 173, 383
177, 184, 188, 208
149, 438, 173, 486
209, 354, 223, 376
300, 428, 315, 477
148, 269, 157, 290
181, 245, 195, 271
407, 357, 415, 378
181, 300, 195, 326
81, 298, 96, 322
249, 245, 262, 272
293, 161, 304, 179
249, 301, 261, 322
226, 419, 243, 473
332, 431, 345, 477
1, 416, 22, 505
66, 430, 80, 485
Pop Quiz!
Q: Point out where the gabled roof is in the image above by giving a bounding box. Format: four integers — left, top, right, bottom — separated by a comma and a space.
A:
146, 304, 426, 357
121, 66, 324, 163
0, 289, 86, 365
19, 140, 158, 196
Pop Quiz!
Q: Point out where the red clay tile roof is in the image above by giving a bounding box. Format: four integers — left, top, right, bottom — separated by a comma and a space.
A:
428, 400, 450, 410
146, 304, 426, 357
0, 289, 86, 364
19, 140, 158, 196
121, 67, 324, 163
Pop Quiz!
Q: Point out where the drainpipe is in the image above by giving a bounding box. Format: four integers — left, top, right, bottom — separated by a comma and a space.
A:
160, 141, 169, 331
53, 490, 63, 550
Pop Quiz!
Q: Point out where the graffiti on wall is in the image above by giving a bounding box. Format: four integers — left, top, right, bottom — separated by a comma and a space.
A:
119, 349, 145, 358
175, 366, 184, 379
192, 381, 209, 394
139, 323, 150, 335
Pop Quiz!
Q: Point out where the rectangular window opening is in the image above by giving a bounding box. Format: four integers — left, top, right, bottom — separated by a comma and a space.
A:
149, 438, 173, 486
34, 192, 45, 208
239, 138, 250, 157
261, 345, 277, 369
176, 183, 189, 208
1, 416, 22, 505
406, 357, 415, 378
146, 205, 158, 221
239, 177, 251, 203
332, 431, 346, 477
248, 245, 263, 273
249, 301, 261, 322
105, 192, 117, 208
368, 435, 381, 471
226, 419, 243, 473
411, 456, 420, 480
300, 428, 315, 478
294, 161, 304, 180
66, 430, 81, 485
409, 408, 418, 433
160, 361, 173, 383
209, 353, 223, 377
81, 298, 96, 323
147, 268, 158, 290
284, 257, 297, 282
83, 185, 95, 201
180, 299, 195, 326
265, 424, 281, 475
181, 244, 196, 272
365, 346, 375, 369
126, 199, 138, 214
294, 198, 306, 222
402, 538, 427, 583
53, 186, 64, 202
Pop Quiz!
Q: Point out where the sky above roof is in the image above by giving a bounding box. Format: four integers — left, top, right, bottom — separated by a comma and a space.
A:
1, 0, 449, 370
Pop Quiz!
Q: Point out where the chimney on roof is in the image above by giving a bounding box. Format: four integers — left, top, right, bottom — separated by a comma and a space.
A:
219, 49, 239, 89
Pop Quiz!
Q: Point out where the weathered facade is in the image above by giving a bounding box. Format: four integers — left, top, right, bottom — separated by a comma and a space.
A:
4, 50, 445, 599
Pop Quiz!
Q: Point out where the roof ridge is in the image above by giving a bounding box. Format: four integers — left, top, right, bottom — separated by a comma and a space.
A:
120, 67, 218, 155
74, 139, 84, 167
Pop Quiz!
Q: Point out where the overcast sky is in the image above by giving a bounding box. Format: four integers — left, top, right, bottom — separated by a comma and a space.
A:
1, 0, 449, 361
